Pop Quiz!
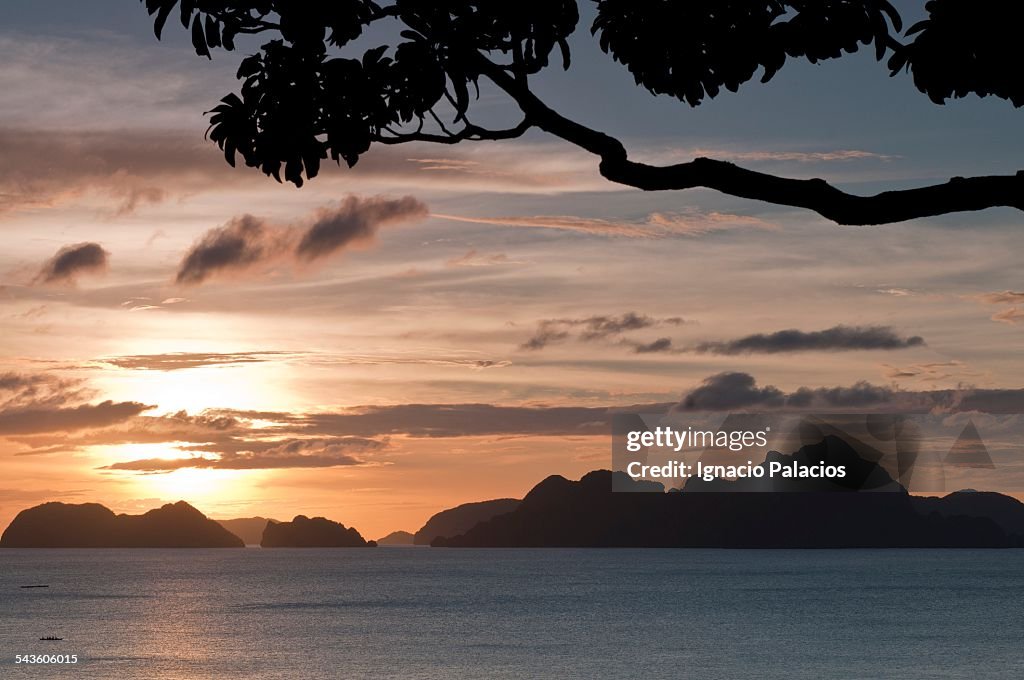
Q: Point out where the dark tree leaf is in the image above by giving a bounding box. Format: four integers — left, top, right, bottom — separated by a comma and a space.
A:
893, 0, 1024, 108
591, 0, 901, 106
191, 14, 211, 59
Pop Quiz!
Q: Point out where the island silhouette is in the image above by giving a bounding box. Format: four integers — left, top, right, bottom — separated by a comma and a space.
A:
376, 530, 416, 545
433, 437, 1024, 548
260, 515, 376, 548
0, 501, 243, 548
413, 498, 521, 545
5, 437, 1023, 549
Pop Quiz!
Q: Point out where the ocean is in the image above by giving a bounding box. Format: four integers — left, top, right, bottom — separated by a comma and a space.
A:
2, 548, 1022, 679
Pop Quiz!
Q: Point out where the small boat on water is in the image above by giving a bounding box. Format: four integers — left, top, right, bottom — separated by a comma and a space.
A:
39, 636, 63, 641
20, 584, 49, 588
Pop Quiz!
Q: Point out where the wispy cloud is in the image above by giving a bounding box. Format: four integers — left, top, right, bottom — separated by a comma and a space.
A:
973, 291, 1024, 305
882, 361, 978, 383
0, 401, 153, 435
0, 371, 153, 436
434, 209, 775, 238
0, 128, 217, 215
120, 297, 191, 313
520, 313, 690, 351
87, 351, 510, 373
445, 250, 521, 268
992, 308, 1024, 325
967, 290, 1024, 325
101, 437, 385, 472
0, 126, 610, 216
176, 196, 428, 285
627, 338, 674, 354
687, 148, 898, 163
99, 352, 295, 372
0, 372, 92, 410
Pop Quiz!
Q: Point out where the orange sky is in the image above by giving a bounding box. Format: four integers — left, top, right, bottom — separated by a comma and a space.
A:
3, 2, 1024, 539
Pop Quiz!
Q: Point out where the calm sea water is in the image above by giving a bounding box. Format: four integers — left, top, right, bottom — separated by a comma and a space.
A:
1, 548, 1022, 679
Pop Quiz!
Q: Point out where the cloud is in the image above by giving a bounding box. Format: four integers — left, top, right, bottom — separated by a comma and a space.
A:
116, 297, 191, 313
628, 338, 674, 354
520, 327, 571, 351
296, 196, 427, 261
303, 354, 512, 370
434, 209, 775, 238
520, 313, 689, 350
972, 291, 1024, 305
11, 409, 247, 453
0, 488, 87, 503
882, 361, 976, 383
397, 147, 608, 192
0, 372, 92, 410
694, 325, 925, 355
0, 371, 153, 437
678, 372, 786, 410
10, 397, 613, 458
786, 382, 895, 408
967, 291, 1024, 325
521, 319, 924, 357
470, 360, 513, 369
678, 373, 898, 411
99, 352, 294, 371
992, 308, 1024, 325
16, 400, 622, 463
14, 373, 1024, 468
101, 437, 384, 472
176, 196, 427, 285
0, 400, 154, 435
686, 148, 897, 163
175, 215, 279, 285
0, 128, 221, 215
95, 351, 508, 373
33, 243, 109, 286
675, 372, 1024, 413
956, 389, 1024, 414
0, 125, 605, 217
276, 404, 622, 439
445, 250, 519, 268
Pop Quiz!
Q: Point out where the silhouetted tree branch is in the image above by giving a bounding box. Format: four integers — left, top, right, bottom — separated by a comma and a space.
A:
142, 0, 1024, 225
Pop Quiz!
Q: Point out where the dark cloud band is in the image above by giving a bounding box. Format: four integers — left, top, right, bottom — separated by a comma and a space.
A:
694, 325, 925, 355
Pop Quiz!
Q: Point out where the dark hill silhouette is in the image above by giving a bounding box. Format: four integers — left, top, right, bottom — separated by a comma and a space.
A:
216, 517, 277, 545
916, 491, 1024, 540
414, 498, 521, 545
377, 530, 415, 545
434, 437, 1016, 548
261, 515, 375, 547
0, 501, 243, 548
683, 431, 903, 492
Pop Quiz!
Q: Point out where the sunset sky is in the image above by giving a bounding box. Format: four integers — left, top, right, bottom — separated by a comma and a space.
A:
2, 0, 1023, 538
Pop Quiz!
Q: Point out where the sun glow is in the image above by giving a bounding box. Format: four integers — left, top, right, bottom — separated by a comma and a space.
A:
139, 467, 245, 504
98, 443, 260, 509
100, 364, 290, 415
